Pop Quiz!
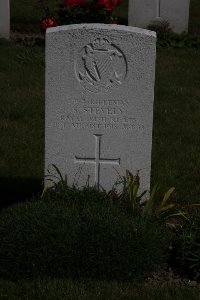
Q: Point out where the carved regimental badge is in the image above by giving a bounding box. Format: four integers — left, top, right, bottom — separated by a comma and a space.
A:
75, 38, 127, 93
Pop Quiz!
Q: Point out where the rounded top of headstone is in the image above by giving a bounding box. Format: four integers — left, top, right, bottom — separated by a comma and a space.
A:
46, 23, 156, 38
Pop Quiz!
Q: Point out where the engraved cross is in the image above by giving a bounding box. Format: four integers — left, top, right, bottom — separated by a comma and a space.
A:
74, 134, 120, 188
157, 0, 161, 18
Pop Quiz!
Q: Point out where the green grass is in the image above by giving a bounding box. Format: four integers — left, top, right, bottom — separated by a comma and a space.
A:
0, 42, 44, 180
0, 40, 44, 204
1, 41, 200, 204
0, 280, 198, 300
0, 197, 168, 281
152, 48, 200, 203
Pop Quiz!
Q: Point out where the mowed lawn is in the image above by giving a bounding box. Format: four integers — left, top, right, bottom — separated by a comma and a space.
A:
0, 41, 45, 203
152, 48, 200, 202
0, 279, 198, 300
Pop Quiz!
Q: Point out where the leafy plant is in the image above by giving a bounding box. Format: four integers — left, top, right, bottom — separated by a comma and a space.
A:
38, 0, 122, 32
44, 164, 68, 189
108, 170, 188, 228
42, 164, 108, 205
172, 214, 200, 280
147, 19, 172, 34
146, 19, 200, 49
142, 185, 188, 228
107, 170, 147, 214
42, 166, 200, 281
43, 166, 188, 229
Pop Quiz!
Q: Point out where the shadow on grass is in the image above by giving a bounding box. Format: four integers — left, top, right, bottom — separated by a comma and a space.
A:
0, 177, 43, 209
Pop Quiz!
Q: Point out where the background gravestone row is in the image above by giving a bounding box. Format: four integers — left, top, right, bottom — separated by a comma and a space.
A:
0, 0, 192, 40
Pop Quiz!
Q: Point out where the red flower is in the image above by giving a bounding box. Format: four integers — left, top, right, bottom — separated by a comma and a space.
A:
64, 0, 86, 8
40, 17, 57, 32
97, 0, 121, 11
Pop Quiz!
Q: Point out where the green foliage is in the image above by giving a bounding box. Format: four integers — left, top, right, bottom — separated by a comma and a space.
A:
0, 193, 168, 281
146, 17, 200, 49
142, 185, 188, 228
172, 213, 200, 280
107, 170, 146, 215
147, 19, 200, 49
57, 2, 110, 26
147, 19, 172, 34
103, 169, 200, 281
44, 166, 185, 228
38, 0, 122, 30
108, 170, 187, 229
122, 170, 146, 213
42, 164, 107, 204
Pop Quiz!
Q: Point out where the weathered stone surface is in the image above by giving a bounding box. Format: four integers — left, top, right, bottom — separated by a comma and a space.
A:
45, 24, 156, 192
0, 0, 10, 39
128, 0, 190, 33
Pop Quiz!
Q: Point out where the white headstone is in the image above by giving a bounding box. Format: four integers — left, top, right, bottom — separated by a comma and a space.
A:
45, 24, 156, 192
128, 0, 190, 33
0, 0, 10, 39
